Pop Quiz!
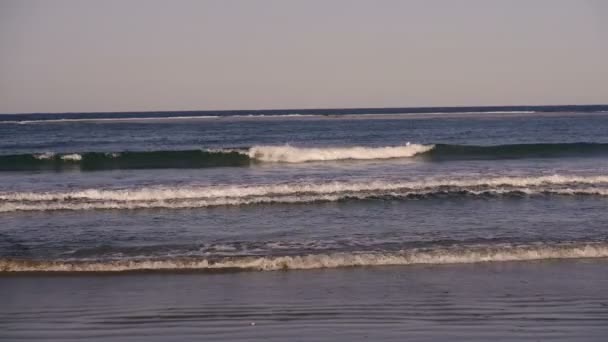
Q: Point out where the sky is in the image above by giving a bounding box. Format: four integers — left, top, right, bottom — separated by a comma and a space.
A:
1, 0, 607, 114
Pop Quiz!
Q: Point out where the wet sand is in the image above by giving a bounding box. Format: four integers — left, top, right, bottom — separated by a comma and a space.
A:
2, 259, 607, 341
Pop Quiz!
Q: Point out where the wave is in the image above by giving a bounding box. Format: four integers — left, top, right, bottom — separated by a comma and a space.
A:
2, 242, 607, 273
0, 144, 431, 171
1, 174, 607, 212
427, 142, 608, 161
2, 142, 608, 171
248, 144, 433, 163
0, 150, 251, 171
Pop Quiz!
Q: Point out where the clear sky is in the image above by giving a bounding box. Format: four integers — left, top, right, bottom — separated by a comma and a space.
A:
1, 0, 607, 113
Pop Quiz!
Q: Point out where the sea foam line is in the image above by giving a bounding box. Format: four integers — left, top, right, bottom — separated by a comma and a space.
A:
1, 174, 608, 212
2, 243, 607, 272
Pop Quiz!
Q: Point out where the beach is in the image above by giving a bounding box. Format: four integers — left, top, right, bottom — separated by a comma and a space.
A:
3, 260, 608, 341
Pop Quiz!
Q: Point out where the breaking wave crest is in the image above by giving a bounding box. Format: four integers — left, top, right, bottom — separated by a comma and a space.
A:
2, 242, 607, 273
2, 142, 608, 171
1, 174, 608, 212
248, 144, 433, 163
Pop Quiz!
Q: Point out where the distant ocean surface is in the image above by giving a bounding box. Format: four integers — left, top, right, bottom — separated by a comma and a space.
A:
2, 106, 608, 341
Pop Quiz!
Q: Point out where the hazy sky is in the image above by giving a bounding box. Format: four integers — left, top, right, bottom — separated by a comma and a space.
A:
1, 0, 607, 113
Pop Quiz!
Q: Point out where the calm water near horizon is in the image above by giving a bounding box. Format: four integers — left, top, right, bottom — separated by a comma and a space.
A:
1, 108, 608, 340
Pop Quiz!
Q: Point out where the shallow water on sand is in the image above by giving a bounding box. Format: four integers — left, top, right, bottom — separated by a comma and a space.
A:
2, 260, 608, 341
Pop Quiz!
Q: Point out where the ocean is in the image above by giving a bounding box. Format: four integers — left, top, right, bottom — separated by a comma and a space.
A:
1, 106, 608, 341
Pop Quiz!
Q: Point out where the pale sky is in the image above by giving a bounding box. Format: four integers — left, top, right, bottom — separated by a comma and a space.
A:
1, 0, 607, 114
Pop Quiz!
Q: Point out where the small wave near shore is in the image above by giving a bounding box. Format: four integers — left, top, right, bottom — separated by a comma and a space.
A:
2, 242, 607, 273
1, 174, 608, 212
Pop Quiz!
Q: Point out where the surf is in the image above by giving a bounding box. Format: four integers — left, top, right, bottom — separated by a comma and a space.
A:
2, 174, 608, 212
0, 144, 433, 171
248, 144, 434, 163
2, 242, 607, 273
3, 142, 608, 172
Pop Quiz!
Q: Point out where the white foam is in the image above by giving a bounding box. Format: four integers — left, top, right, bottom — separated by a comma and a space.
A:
1, 174, 608, 212
60, 153, 82, 161
2, 243, 607, 272
248, 144, 434, 163
34, 152, 55, 160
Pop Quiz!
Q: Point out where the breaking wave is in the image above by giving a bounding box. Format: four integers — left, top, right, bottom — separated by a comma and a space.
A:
2, 242, 607, 273
1, 174, 607, 212
1, 142, 607, 171
0, 144, 431, 171
248, 144, 433, 163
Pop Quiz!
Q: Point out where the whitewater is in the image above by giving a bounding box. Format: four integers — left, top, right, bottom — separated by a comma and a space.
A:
2, 242, 607, 272
2, 174, 608, 212
247, 144, 434, 162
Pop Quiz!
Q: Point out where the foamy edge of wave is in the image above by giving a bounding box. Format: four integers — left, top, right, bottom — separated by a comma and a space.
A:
247, 144, 434, 163
2, 243, 607, 272
1, 174, 608, 212
33, 152, 55, 160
